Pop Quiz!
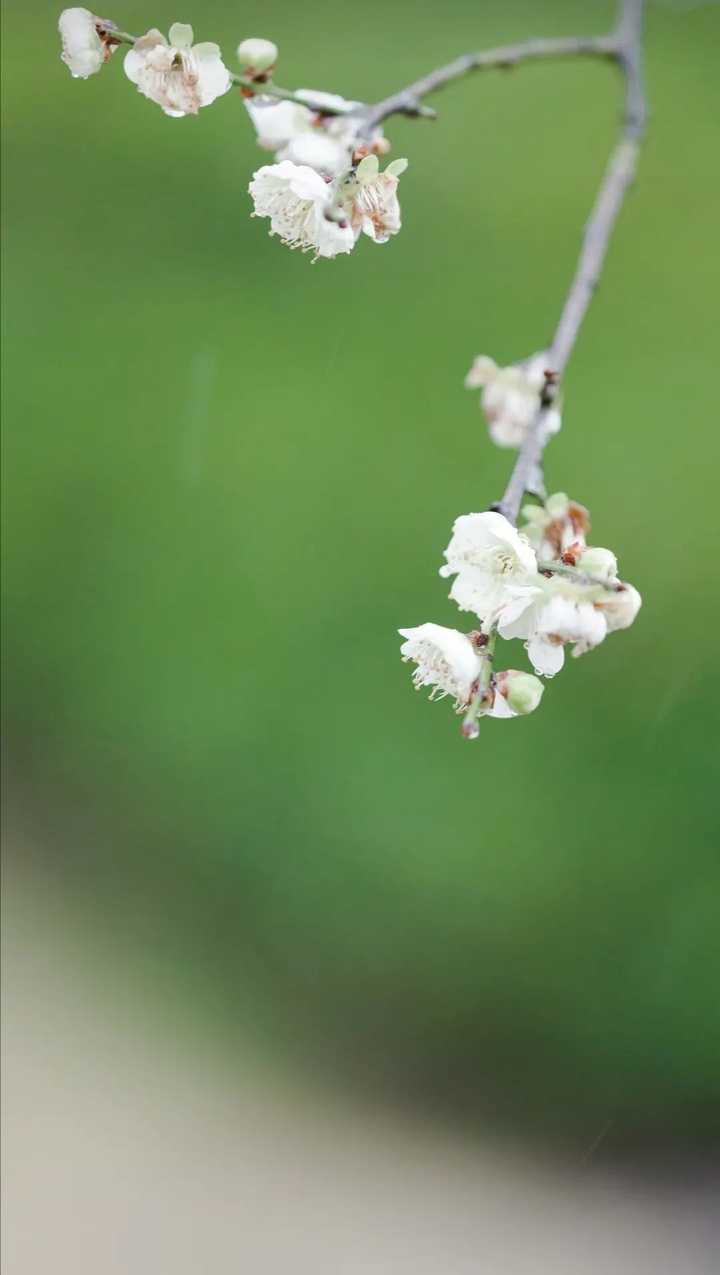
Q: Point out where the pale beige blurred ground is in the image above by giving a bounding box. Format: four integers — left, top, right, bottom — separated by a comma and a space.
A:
2, 852, 718, 1275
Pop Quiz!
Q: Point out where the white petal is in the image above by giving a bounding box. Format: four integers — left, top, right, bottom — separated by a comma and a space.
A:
194, 49, 232, 105
488, 416, 528, 449
497, 586, 543, 638
464, 356, 498, 390
246, 98, 314, 148
528, 636, 565, 677
446, 566, 499, 620
286, 163, 331, 201
487, 691, 516, 719
313, 210, 355, 258
282, 132, 349, 175
123, 30, 168, 86
123, 46, 144, 85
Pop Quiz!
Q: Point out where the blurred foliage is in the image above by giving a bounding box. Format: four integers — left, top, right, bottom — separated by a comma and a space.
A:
3, 0, 720, 1141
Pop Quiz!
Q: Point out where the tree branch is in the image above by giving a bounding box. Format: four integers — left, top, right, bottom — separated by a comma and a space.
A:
360, 33, 618, 129
99, 8, 646, 520
100, 22, 624, 126
498, 0, 647, 524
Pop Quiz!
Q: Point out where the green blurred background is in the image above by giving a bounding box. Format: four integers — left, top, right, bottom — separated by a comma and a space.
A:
3, 0, 719, 1145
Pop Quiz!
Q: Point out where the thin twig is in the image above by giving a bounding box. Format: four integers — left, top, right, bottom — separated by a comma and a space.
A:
100, 22, 621, 125
499, 0, 647, 523
361, 33, 618, 129
536, 561, 626, 593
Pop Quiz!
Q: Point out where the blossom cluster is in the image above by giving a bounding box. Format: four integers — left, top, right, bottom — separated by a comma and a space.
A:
248, 153, 407, 261
399, 496, 641, 735
57, 9, 408, 262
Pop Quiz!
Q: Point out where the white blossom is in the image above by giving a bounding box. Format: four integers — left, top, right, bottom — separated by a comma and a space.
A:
522, 593, 608, 677
440, 511, 541, 630
124, 24, 231, 117
497, 548, 641, 674
398, 624, 482, 709
520, 492, 590, 561
246, 90, 386, 180
349, 155, 407, 244
58, 7, 113, 79
248, 161, 354, 259
464, 352, 561, 449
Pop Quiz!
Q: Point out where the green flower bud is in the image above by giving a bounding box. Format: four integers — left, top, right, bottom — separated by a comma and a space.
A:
503, 671, 545, 716
237, 38, 278, 73
577, 546, 618, 581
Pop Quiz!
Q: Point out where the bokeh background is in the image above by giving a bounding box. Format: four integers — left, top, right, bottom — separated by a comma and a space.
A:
3, 2, 720, 1245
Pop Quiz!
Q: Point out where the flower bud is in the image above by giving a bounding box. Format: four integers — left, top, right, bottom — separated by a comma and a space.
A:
500, 670, 544, 716
577, 546, 618, 581
597, 583, 642, 632
545, 491, 569, 519
237, 38, 278, 74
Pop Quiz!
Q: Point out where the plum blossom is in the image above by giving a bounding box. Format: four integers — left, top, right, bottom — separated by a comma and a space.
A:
246, 89, 386, 178
528, 594, 608, 675
59, 7, 116, 78
465, 352, 562, 449
499, 589, 608, 677
248, 161, 354, 259
349, 155, 407, 243
245, 96, 350, 174
124, 23, 231, 117
440, 511, 541, 631
249, 152, 409, 258
398, 624, 482, 709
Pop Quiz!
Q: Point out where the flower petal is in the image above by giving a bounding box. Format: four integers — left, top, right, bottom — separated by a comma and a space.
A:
528, 636, 565, 677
